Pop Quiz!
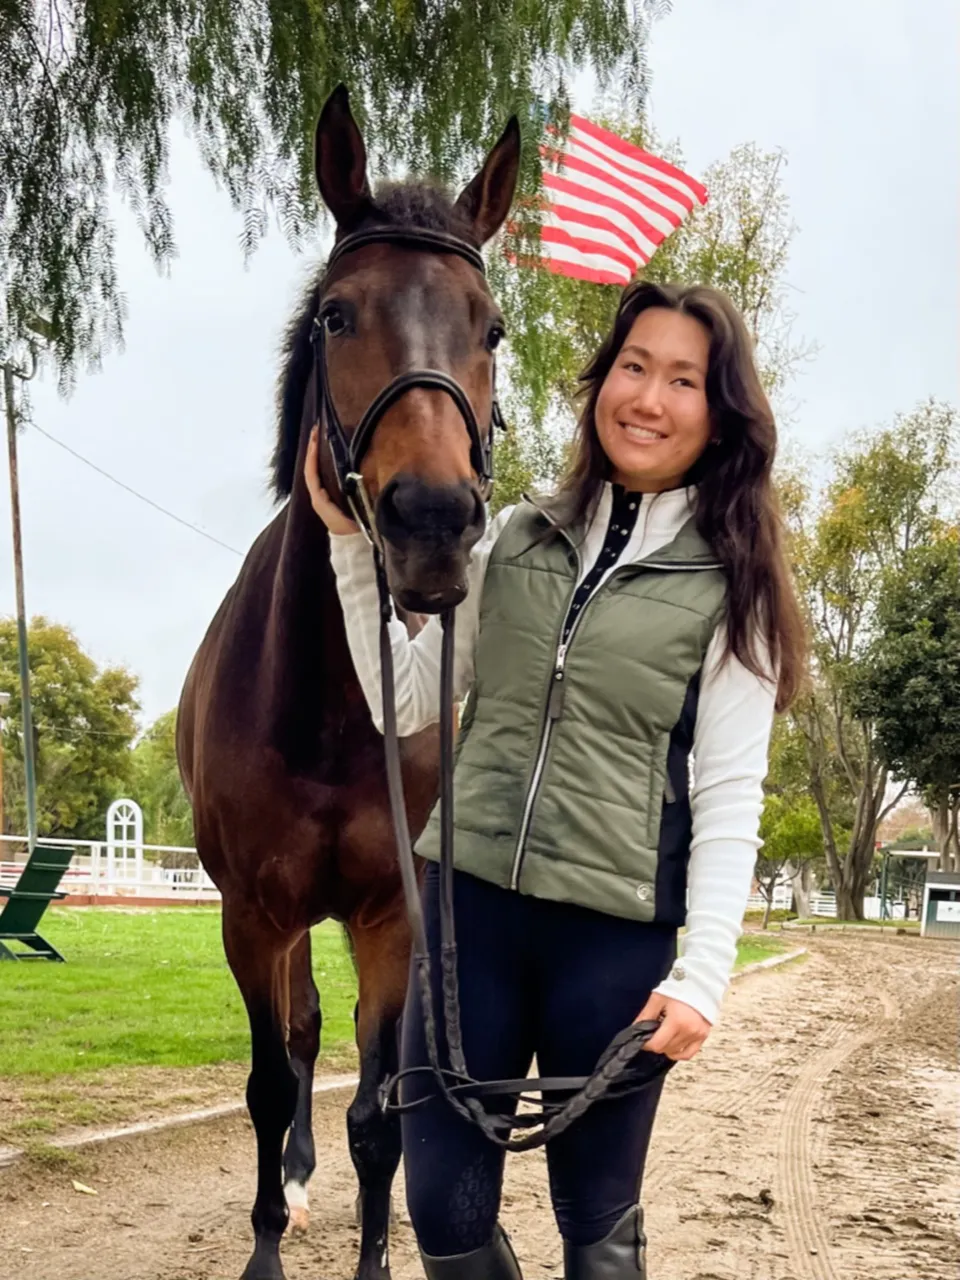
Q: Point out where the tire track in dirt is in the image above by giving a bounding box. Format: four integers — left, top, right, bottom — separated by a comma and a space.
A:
777, 987, 901, 1280
644, 1048, 804, 1196
644, 958, 839, 1198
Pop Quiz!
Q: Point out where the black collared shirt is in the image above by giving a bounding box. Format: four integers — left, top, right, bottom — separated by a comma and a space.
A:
559, 485, 645, 648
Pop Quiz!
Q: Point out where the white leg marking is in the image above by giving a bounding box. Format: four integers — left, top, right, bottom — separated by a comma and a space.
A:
284, 1179, 310, 1234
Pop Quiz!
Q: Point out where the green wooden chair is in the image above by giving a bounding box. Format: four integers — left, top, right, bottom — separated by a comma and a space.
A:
0, 845, 74, 961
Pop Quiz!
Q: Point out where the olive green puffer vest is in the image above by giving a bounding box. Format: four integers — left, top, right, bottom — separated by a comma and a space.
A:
415, 498, 728, 924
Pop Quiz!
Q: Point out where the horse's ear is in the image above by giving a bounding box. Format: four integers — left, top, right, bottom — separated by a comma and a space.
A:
315, 85, 373, 232
454, 117, 521, 245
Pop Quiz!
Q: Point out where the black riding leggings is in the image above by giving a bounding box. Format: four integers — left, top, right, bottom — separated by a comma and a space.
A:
400, 865, 677, 1255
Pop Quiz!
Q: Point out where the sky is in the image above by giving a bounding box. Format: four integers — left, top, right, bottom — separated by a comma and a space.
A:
2, 0, 957, 730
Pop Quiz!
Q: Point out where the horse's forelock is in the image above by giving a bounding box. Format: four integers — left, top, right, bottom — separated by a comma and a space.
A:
373, 181, 476, 241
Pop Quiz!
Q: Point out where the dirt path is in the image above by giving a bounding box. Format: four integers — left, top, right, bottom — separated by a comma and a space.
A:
1, 934, 956, 1280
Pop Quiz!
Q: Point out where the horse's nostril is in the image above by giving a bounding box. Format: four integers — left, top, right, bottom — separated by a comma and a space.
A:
378, 478, 403, 530
377, 476, 483, 543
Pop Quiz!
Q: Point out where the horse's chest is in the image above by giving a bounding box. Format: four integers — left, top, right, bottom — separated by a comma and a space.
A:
336, 725, 439, 859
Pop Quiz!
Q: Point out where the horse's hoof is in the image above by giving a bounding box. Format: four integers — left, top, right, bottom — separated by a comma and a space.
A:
288, 1204, 310, 1235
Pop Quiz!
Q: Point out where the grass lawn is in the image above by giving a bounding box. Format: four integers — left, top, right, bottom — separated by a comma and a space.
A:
0, 907, 358, 1080
734, 932, 793, 968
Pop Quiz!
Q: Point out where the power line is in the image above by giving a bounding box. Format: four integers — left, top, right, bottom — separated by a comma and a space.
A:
2, 721, 137, 741
30, 423, 244, 557
36, 723, 137, 740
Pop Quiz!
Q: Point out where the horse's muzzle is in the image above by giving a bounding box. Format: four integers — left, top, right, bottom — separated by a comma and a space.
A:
395, 582, 469, 614
377, 475, 484, 614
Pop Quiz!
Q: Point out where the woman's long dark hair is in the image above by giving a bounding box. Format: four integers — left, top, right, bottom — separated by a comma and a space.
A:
551, 280, 806, 712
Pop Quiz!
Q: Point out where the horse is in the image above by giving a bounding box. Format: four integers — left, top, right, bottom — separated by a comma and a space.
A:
176, 85, 520, 1280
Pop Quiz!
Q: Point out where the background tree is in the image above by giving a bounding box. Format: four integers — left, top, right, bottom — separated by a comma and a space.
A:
760, 715, 840, 919
0, 616, 139, 838
852, 529, 960, 872
130, 708, 195, 859
877, 797, 935, 846
789, 400, 959, 917
756, 792, 823, 928
1, 0, 665, 387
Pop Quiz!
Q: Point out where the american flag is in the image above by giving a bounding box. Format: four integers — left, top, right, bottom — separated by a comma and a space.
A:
536, 115, 708, 286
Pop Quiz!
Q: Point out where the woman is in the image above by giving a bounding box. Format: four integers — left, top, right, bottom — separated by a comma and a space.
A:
305, 280, 806, 1280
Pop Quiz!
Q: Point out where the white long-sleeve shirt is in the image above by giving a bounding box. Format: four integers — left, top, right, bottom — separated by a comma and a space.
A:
329, 483, 776, 1025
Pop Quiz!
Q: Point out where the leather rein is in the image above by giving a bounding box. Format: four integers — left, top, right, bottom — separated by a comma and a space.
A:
311, 225, 668, 1152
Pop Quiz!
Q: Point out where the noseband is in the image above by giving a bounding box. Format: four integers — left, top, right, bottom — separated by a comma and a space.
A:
310, 225, 505, 543
313, 225, 666, 1151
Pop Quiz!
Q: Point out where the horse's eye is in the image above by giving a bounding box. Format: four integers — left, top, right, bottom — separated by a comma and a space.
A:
322, 305, 347, 336
486, 324, 505, 352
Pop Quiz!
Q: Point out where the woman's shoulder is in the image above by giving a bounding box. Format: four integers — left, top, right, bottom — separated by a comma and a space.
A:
487, 492, 575, 547
489, 502, 519, 534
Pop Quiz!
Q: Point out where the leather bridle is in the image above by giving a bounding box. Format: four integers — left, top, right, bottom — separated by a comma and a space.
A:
311, 225, 503, 544
312, 225, 668, 1152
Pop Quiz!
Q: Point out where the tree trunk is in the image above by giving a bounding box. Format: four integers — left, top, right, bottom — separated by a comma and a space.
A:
835, 883, 858, 922
837, 854, 869, 919
792, 861, 812, 918
808, 764, 843, 890
795, 703, 897, 921
762, 892, 773, 930
933, 791, 959, 873
834, 758, 892, 920
836, 839, 875, 920
933, 794, 949, 871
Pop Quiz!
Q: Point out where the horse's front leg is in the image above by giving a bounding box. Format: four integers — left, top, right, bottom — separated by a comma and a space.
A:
346, 906, 410, 1280
223, 901, 300, 1280
283, 931, 322, 1233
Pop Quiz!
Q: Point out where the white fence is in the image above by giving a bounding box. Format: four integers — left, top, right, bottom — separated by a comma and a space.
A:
745, 884, 795, 912
0, 835, 911, 917
0, 834, 219, 901
744, 887, 906, 920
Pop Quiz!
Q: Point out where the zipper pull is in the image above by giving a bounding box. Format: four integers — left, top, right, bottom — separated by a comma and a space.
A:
549, 645, 568, 720
548, 668, 566, 719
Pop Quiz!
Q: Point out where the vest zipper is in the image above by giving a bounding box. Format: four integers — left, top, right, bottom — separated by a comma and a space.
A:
506, 556, 722, 893
508, 603, 586, 890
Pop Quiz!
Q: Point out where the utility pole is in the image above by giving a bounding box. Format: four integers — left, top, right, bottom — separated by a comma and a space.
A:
1, 360, 38, 850
0, 689, 9, 841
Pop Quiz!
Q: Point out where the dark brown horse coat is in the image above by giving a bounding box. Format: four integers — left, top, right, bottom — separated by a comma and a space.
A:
177, 86, 519, 1280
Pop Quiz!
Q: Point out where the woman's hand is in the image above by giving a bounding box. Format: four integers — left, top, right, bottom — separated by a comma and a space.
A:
304, 426, 360, 536
636, 992, 711, 1062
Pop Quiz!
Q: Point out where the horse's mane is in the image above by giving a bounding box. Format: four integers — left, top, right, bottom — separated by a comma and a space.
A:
271, 182, 475, 500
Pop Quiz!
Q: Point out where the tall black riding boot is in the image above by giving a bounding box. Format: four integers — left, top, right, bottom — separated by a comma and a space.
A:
420, 1224, 523, 1280
563, 1206, 647, 1280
